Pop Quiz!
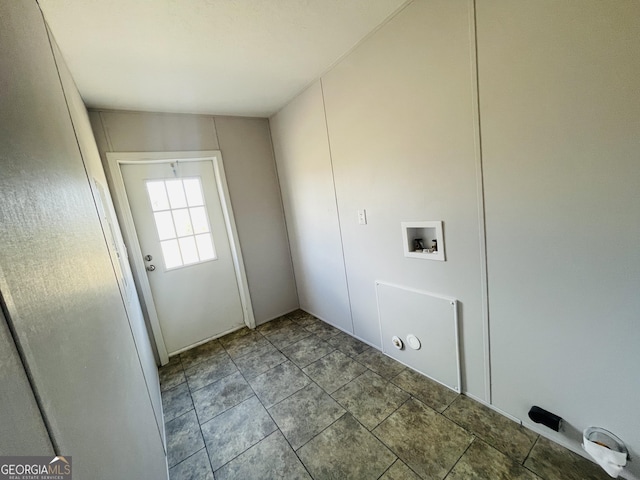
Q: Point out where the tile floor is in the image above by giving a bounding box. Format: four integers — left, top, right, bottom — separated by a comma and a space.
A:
160, 310, 611, 480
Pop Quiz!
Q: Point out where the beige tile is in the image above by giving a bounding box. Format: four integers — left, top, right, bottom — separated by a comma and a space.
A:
446, 439, 542, 480
444, 395, 538, 462
374, 398, 473, 479
391, 368, 458, 412
524, 436, 612, 480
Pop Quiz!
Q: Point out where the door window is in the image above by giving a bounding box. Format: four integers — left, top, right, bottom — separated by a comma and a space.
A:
145, 178, 217, 269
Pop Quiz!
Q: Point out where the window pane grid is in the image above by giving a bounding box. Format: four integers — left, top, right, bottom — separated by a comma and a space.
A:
146, 177, 217, 270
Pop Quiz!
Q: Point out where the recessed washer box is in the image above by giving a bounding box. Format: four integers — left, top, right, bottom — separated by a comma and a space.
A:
401, 221, 445, 261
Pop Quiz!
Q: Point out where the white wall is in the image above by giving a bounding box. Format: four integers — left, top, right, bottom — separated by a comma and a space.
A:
0, 1, 168, 477
271, 0, 488, 399
321, 0, 486, 398
90, 110, 298, 326
270, 82, 353, 332
270, 0, 640, 476
477, 1, 640, 477
0, 310, 53, 455
50, 31, 165, 442
214, 116, 298, 322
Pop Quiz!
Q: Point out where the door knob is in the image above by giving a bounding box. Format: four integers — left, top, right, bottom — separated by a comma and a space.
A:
146, 264, 156, 272
144, 255, 153, 261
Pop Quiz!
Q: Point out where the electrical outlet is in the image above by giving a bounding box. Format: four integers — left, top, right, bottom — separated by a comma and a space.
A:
357, 209, 367, 225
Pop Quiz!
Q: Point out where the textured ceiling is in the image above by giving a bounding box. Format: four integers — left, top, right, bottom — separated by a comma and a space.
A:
39, 0, 409, 117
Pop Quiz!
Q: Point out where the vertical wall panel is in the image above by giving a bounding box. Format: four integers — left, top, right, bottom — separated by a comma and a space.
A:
270, 82, 353, 332
477, 1, 640, 475
0, 309, 52, 455
0, 2, 168, 478
214, 116, 298, 323
50, 31, 165, 444
101, 110, 219, 152
319, 0, 486, 397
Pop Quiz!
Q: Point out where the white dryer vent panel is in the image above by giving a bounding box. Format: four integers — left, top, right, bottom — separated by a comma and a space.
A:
376, 281, 460, 392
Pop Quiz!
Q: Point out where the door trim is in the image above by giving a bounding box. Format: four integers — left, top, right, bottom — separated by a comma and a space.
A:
105, 151, 256, 363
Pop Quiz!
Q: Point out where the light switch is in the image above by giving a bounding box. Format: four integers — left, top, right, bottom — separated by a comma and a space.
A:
357, 209, 367, 225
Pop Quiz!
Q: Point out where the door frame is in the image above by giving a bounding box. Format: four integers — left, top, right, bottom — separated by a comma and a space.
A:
105, 150, 256, 362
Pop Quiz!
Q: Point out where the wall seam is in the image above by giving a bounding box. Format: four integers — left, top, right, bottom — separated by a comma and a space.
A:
0, 286, 57, 454
470, 0, 492, 404
319, 79, 356, 334
99, 111, 115, 152
265, 119, 301, 310
211, 115, 221, 149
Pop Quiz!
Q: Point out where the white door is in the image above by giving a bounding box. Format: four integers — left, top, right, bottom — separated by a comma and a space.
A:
121, 159, 244, 354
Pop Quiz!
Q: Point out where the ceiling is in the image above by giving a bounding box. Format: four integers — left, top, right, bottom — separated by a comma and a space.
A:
39, 0, 409, 117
